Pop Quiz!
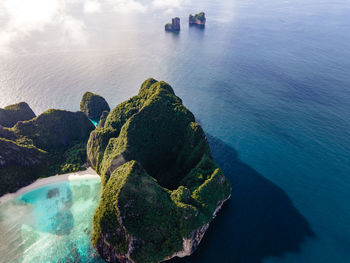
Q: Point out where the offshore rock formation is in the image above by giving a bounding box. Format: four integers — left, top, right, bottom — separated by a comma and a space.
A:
0, 107, 95, 196
0, 102, 36, 128
80, 92, 110, 120
165, 17, 181, 32
88, 78, 231, 263
189, 12, 206, 26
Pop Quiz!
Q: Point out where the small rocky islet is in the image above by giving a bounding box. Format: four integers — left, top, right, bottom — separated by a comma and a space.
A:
165, 17, 180, 32
0, 78, 231, 262
189, 12, 206, 26
165, 12, 206, 32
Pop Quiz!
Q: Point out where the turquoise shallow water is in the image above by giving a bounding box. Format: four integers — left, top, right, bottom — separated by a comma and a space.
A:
0, 179, 104, 263
0, 0, 349, 262
90, 119, 100, 128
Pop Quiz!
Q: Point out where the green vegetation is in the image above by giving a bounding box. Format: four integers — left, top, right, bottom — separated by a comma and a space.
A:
47, 142, 89, 175
11, 109, 94, 152
89, 79, 197, 188
0, 108, 95, 195
0, 80, 231, 261
93, 161, 184, 263
90, 78, 231, 262
0, 102, 36, 127
189, 12, 206, 25
0, 138, 47, 196
97, 110, 109, 128
197, 12, 206, 22
80, 91, 110, 119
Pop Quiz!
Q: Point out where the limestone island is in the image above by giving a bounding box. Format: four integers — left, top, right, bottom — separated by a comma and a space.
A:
189, 12, 206, 26
0, 79, 231, 263
88, 78, 231, 262
165, 17, 180, 32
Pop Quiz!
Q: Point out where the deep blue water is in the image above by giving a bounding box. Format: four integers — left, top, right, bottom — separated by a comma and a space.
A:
0, 0, 349, 262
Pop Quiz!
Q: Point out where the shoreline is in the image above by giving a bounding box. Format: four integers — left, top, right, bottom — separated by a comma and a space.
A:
0, 167, 100, 204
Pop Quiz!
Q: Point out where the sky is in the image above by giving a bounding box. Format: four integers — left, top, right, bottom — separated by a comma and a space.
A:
0, 0, 190, 54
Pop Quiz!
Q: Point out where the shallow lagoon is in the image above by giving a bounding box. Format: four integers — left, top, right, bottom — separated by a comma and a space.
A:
0, 179, 104, 263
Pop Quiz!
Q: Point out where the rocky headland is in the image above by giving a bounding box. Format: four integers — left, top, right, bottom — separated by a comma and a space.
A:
0, 105, 94, 196
88, 78, 231, 263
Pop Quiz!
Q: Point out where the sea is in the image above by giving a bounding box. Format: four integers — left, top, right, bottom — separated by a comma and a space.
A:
0, 0, 349, 262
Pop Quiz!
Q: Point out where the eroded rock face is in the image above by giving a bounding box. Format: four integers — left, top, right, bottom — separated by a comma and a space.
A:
89, 79, 231, 263
98, 110, 110, 128
0, 138, 47, 196
0, 102, 36, 128
80, 92, 110, 119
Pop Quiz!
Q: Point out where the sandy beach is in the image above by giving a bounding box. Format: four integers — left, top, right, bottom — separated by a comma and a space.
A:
0, 167, 100, 204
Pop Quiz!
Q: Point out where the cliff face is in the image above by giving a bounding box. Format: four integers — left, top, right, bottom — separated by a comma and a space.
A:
89, 78, 231, 263
0, 107, 95, 196
80, 92, 110, 119
98, 110, 110, 128
0, 102, 36, 128
0, 138, 48, 196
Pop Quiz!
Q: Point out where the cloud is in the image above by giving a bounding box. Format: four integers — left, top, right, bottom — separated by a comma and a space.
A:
0, 0, 189, 53
0, 0, 89, 54
61, 15, 87, 44
2, 0, 59, 32
107, 0, 147, 14
151, 0, 189, 11
84, 0, 101, 13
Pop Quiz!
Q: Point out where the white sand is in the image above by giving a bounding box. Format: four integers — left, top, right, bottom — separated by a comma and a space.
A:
0, 167, 100, 204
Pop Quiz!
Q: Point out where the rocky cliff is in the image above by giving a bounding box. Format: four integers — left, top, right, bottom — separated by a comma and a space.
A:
80, 91, 110, 120
89, 78, 231, 263
0, 138, 47, 196
0, 106, 95, 196
11, 109, 94, 152
0, 102, 36, 128
98, 110, 110, 128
